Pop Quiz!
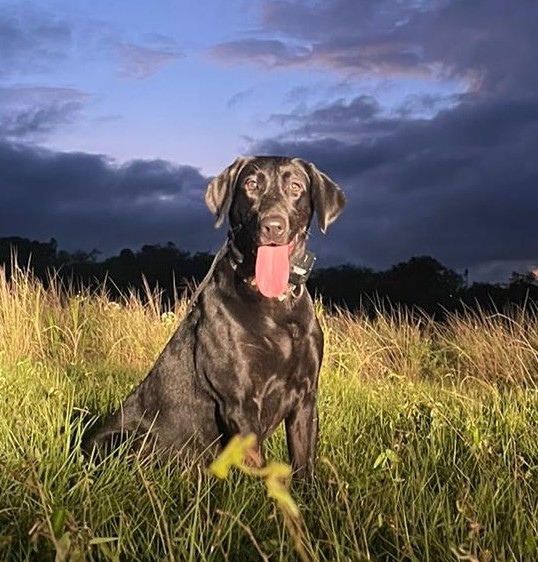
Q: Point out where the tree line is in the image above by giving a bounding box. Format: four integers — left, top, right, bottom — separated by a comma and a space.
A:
1, 236, 537, 317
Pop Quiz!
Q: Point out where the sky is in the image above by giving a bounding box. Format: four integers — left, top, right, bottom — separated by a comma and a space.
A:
1, 0, 537, 283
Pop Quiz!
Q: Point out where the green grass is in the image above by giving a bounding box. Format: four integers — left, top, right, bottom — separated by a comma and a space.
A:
1, 265, 538, 561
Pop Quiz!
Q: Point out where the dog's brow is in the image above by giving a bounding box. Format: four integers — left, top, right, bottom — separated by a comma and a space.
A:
240, 163, 265, 184
250, 162, 265, 175
280, 165, 308, 183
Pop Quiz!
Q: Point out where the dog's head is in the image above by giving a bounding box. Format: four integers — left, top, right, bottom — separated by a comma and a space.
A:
206, 156, 345, 297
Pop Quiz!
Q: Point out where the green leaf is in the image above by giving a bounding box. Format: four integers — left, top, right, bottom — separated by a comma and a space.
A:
373, 449, 400, 469
88, 537, 119, 545
373, 451, 387, 469
385, 449, 401, 464
51, 508, 67, 540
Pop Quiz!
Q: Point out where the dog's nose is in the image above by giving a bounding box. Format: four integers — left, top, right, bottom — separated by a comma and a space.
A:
259, 215, 287, 242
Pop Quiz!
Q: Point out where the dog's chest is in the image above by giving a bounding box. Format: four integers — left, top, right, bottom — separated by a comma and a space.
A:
250, 318, 317, 435
256, 315, 306, 364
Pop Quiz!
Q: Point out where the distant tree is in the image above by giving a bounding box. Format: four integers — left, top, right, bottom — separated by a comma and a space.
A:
68, 249, 101, 264
102, 248, 141, 294
0, 236, 58, 278
378, 256, 465, 315
509, 270, 537, 287
310, 265, 379, 311
507, 270, 538, 305
1, 236, 537, 314
461, 282, 508, 311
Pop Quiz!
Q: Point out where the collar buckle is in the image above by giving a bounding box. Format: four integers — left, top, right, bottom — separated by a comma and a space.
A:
289, 250, 316, 286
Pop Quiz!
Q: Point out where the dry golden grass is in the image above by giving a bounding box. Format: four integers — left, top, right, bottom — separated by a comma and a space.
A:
2, 264, 538, 389
0, 265, 184, 373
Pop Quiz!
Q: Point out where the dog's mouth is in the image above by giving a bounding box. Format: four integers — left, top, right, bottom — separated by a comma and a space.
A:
255, 241, 294, 298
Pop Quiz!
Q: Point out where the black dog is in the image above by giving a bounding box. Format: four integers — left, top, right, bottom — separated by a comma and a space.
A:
82, 156, 345, 478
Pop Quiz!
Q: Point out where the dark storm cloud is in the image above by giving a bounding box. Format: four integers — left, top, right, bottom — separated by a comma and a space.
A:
402, 0, 538, 96
0, 5, 72, 76
0, 141, 220, 256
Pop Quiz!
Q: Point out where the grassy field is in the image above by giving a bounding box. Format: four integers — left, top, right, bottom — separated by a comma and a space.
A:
1, 265, 537, 562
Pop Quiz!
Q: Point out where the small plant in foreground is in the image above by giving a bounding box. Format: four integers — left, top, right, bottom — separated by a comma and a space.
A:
209, 434, 313, 562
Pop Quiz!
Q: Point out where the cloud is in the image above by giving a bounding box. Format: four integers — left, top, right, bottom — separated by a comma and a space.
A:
2, 0, 536, 283
268, 95, 385, 142
396, 92, 460, 120
260, 0, 419, 40
0, 4, 184, 81
114, 41, 184, 79
0, 140, 220, 255
403, 0, 538, 96
211, 0, 538, 93
0, 86, 88, 139
210, 38, 312, 68
0, 5, 72, 77
227, 88, 254, 108
209, 1, 428, 75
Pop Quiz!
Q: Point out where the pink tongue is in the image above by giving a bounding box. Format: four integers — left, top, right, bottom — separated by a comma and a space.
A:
255, 244, 291, 298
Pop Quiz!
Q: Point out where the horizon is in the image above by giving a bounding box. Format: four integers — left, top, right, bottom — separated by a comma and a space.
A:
2, 233, 536, 288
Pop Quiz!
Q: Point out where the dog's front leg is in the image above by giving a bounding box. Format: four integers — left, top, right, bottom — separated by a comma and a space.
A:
285, 396, 318, 479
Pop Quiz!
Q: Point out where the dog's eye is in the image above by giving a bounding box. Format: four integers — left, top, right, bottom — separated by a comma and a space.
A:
245, 179, 258, 192
289, 182, 303, 195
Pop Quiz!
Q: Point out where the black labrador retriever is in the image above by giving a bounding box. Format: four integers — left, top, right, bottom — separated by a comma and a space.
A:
82, 155, 345, 478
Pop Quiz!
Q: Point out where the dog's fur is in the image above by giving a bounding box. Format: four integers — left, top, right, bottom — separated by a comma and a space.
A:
82, 156, 345, 478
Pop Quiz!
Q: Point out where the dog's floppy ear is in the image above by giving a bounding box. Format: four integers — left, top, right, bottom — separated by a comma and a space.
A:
205, 156, 252, 228
303, 161, 346, 233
